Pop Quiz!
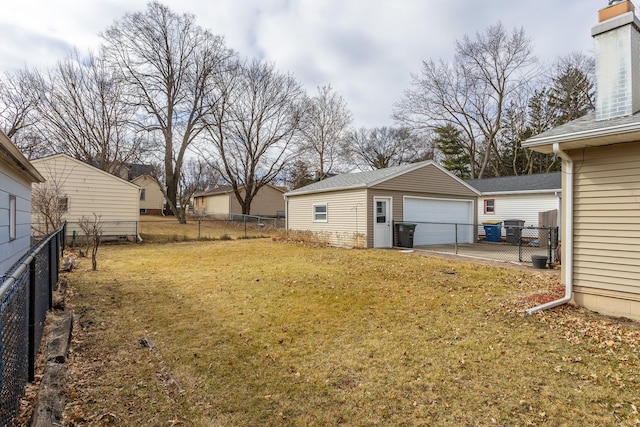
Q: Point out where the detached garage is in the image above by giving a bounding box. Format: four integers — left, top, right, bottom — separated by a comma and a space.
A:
284, 161, 479, 248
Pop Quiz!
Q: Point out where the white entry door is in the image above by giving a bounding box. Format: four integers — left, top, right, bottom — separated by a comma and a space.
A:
373, 197, 392, 248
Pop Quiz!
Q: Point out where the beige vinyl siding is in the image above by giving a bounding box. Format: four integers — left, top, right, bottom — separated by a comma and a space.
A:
32, 155, 140, 239
286, 189, 368, 248
374, 164, 477, 197
244, 185, 285, 217
228, 186, 284, 217
199, 186, 285, 218
207, 194, 231, 218
569, 142, 640, 317
367, 189, 477, 247
132, 174, 164, 213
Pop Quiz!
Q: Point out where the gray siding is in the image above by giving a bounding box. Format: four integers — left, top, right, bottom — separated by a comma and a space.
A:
0, 163, 33, 273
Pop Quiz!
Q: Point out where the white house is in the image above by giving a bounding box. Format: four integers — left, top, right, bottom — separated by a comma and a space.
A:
466, 172, 562, 236
0, 131, 44, 273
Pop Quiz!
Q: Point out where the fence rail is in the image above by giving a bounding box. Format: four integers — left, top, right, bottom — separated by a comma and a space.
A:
395, 221, 559, 266
33, 215, 286, 246
0, 224, 65, 426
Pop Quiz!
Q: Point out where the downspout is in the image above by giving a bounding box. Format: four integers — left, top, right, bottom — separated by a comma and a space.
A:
284, 195, 288, 231
526, 142, 573, 315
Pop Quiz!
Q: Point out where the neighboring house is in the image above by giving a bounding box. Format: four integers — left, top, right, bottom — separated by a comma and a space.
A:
523, 1, 640, 320
0, 131, 44, 273
131, 174, 164, 215
467, 172, 562, 235
284, 160, 479, 248
192, 184, 285, 219
31, 154, 141, 241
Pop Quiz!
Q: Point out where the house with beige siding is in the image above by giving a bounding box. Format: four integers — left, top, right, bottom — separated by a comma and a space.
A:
193, 184, 285, 219
31, 154, 140, 241
0, 131, 44, 274
523, 1, 640, 320
284, 161, 479, 248
131, 174, 164, 215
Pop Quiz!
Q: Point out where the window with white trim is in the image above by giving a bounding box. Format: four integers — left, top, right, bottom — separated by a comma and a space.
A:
484, 199, 495, 214
313, 204, 327, 222
9, 195, 16, 241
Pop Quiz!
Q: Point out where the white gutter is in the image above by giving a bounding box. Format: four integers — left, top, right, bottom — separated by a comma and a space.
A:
526, 142, 573, 315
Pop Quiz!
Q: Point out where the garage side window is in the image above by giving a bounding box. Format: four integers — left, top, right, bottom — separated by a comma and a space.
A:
313, 204, 327, 222
484, 199, 495, 214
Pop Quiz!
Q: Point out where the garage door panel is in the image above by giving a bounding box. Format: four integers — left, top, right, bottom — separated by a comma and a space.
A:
404, 197, 473, 245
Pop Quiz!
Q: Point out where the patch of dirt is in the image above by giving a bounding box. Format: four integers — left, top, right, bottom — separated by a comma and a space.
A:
524, 284, 566, 305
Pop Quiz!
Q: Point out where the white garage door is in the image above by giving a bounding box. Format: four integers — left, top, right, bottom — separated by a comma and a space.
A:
403, 197, 474, 245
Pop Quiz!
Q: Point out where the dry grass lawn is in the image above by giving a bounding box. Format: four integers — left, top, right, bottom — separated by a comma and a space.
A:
137, 215, 275, 243
61, 239, 640, 426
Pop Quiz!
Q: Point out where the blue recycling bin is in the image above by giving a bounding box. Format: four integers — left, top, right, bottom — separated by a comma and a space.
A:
483, 222, 502, 242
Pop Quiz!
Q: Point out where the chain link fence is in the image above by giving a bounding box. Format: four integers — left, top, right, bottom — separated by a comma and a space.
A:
0, 224, 65, 426
395, 221, 559, 267
35, 215, 286, 246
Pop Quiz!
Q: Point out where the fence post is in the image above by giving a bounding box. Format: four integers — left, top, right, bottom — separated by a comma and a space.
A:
244, 216, 247, 238
48, 240, 54, 309
198, 220, 201, 240
518, 238, 523, 263
548, 227, 553, 267
28, 259, 36, 382
454, 223, 459, 254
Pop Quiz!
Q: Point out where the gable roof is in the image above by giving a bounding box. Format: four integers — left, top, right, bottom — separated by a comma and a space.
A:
285, 160, 480, 197
193, 183, 286, 198
193, 185, 234, 197
466, 172, 562, 195
0, 130, 44, 183
523, 112, 640, 154
32, 153, 140, 190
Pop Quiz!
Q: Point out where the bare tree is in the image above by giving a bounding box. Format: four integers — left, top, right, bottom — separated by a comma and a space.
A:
31, 178, 68, 236
78, 213, 103, 271
32, 156, 76, 236
345, 126, 431, 170
394, 22, 537, 178
102, 2, 234, 223
202, 59, 305, 215
34, 49, 146, 171
298, 84, 352, 179
0, 69, 48, 159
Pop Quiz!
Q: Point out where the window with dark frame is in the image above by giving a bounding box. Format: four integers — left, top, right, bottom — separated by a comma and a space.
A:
58, 197, 68, 212
140, 188, 146, 201
484, 199, 495, 214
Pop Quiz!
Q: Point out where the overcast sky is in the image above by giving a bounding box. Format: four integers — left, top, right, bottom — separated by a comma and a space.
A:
0, 0, 611, 128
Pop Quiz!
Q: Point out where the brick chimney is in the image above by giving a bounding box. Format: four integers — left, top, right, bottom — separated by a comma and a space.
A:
592, 1, 640, 120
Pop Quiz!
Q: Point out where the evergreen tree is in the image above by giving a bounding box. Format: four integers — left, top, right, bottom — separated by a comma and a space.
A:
434, 125, 471, 179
